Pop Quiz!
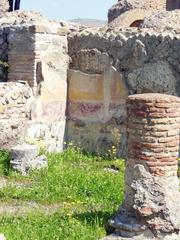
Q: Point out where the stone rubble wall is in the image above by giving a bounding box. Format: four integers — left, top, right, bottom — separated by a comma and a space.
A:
0, 82, 32, 149
0, 22, 179, 157
0, 24, 69, 152
0, 0, 9, 18
67, 28, 180, 156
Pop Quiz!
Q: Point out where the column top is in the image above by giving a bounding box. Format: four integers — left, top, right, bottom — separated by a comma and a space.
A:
127, 93, 180, 103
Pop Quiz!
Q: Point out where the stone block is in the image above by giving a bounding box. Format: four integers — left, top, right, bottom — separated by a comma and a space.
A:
70, 48, 111, 74
127, 61, 176, 94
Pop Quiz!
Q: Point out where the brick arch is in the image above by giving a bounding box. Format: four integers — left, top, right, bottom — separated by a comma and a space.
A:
109, 9, 152, 28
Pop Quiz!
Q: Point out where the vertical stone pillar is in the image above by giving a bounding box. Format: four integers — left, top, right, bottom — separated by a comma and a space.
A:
105, 94, 180, 240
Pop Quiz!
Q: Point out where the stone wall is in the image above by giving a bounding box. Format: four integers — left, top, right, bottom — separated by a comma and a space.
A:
0, 23, 69, 152
0, 82, 32, 149
0, 21, 179, 157
25, 26, 69, 152
0, 0, 9, 18
67, 28, 180, 156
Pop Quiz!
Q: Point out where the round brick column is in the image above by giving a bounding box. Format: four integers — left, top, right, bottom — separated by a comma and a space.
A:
107, 94, 180, 240
127, 93, 180, 177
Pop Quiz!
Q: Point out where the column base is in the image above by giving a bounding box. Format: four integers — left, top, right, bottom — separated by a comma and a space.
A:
101, 231, 180, 240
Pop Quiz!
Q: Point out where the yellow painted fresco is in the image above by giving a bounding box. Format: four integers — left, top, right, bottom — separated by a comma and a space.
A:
41, 84, 67, 101
68, 70, 104, 101
110, 70, 128, 103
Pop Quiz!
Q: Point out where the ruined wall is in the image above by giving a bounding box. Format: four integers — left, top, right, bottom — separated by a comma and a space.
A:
0, 21, 179, 156
67, 28, 180, 156
25, 25, 69, 152
0, 82, 32, 149
108, 0, 167, 24
0, 24, 69, 151
0, 0, 9, 18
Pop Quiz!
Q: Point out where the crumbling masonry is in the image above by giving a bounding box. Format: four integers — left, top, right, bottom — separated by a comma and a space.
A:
103, 93, 180, 239
0, 11, 179, 156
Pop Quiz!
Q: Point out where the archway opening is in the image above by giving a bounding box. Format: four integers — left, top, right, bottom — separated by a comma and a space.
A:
129, 19, 143, 27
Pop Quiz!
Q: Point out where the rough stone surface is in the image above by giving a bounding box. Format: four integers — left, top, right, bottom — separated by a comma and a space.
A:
0, 11, 179, 156
0, 10, 85, 34
30, 155, 48, 170
108, 0, 166, 23
67, 28, 180, 156
104, 94, 180, 240
102, 232, 180, 240
11, 144, 47, 174
0, 82, 32, 149
141, 10, 180, 30
108, 9, 152, 28
4, 22, 69, 152
0, 0, 9, 18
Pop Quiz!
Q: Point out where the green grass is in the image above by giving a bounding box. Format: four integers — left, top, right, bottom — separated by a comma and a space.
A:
0, 147, 125, 240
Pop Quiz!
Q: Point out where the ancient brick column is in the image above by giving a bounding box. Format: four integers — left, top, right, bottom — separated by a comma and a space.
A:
105, 94, 180, 240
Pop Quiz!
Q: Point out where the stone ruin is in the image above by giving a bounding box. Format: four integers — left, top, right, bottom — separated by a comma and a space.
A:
0, 1, 178, 238
0, 2, 178, 165
103, 93, 180, 239
0, 0, 9, 18
0, 7, 178, 158
108, 0, 180, 27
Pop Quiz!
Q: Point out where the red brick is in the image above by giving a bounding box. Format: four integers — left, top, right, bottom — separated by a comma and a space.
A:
150, 112, 179, 118
150, 118, 178, 124
155, 103, 180, 108
158, 137, 179, 143
165, 140, 179, 147
140, 143, 163, 148
146, 161, 176, 167
157, 157, 177, 162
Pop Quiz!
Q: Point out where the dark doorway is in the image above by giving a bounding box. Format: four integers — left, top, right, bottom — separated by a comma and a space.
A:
130, 20, 143, 27
166, 0, 180, 10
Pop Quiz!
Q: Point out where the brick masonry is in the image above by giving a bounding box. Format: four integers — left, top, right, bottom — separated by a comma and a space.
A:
127, 93, 180, 176
0, 27, 8, 82
105, 93, 180, 240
